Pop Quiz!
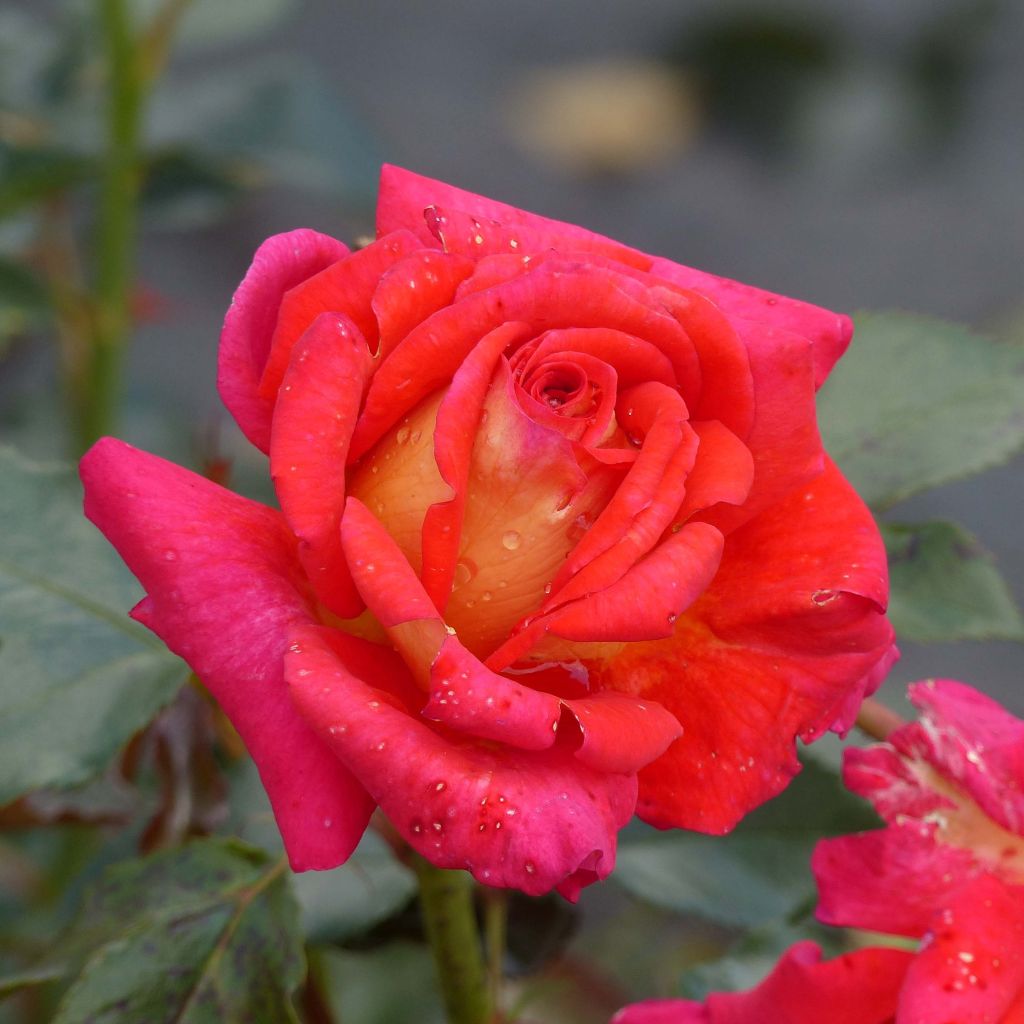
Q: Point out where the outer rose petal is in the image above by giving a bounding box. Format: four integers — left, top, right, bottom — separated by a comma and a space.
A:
612, 942, 910, 1024
592, 459, 895, 833
378, 165, 851, 388
813, 826, 979, 937
270, 312, 373, 619
79, 439, 373, 870
286, 625, 637, 899
376, 165, 650, 269
648, 256, 854, 389
218, 229, 349, 452
899, 875, 1024, 1022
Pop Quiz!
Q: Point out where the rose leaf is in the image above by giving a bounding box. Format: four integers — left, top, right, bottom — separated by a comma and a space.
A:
0, 448, 185, 805
818, 311, 1024, 510
884, 520, 1024, 643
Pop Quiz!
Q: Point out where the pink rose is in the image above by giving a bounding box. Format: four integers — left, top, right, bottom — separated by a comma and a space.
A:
612, 941, 912, 1023
813, 679, 1024, 1018
80, 166, 895, 897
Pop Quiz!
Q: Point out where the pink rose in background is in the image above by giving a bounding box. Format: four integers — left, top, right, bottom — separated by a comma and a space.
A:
814, 679, 1024, 1019
614, 681, 1024, 1023
612, 941, 912, 1023
80, 166, 895, 897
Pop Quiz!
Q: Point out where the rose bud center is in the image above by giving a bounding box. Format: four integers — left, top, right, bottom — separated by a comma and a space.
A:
348, 353, 622, 660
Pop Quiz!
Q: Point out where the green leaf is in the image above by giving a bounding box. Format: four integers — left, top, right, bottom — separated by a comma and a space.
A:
0, 448, 184, 805
0, 256, 49, 313
884, 520, 1024, 642
818, 311, 1024, 509
47, 839, 303, 1023
293, 831, 417, 944
613, 757, 879, 928
0, 145, 96, 220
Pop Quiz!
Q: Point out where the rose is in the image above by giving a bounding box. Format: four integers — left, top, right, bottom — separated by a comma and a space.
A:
612, 941, 913, 1023
81, 165, 895, 898
615, 680, 1024, 1022
812, 679, 1024, 1015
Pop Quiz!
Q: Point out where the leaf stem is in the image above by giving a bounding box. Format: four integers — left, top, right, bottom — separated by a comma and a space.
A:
412, 855, 492, 1024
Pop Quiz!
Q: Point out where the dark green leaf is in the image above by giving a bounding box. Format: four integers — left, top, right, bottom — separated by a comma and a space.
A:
47, 840, 303, 1023
0, 448, 184, 805
293, 831, 417, 944
140, 148, 250, 228
613, 757, 879, 927
884, 520, 1024, 642
818, 312, 1024, 509
0, 145, 95, 220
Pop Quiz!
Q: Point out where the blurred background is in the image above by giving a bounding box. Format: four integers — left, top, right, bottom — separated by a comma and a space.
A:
1, 1, 1022, 1019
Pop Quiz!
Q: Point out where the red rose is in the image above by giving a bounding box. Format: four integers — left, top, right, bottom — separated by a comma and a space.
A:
80, 166, 895, 898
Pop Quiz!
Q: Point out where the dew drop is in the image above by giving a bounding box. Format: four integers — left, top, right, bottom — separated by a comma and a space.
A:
454, 560, 475, 586
163, 549, 178, 561
481, 591, 493, 602
502, 530, 522, 551
396, 426, 411, 444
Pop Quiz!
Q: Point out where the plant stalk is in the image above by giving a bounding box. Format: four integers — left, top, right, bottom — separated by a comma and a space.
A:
855, 696, 906, 741
412, 855, 492, 1024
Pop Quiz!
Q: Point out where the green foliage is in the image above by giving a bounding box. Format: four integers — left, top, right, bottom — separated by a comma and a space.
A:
38, 839, 303, 1023
0, 449, 184, 805
612, 757, 879, 928
0, 146, 95, 221
131, 0, 297, 52
294, 831, 418, 945
884, 520, 1024, 642
819, 311, 1024, 510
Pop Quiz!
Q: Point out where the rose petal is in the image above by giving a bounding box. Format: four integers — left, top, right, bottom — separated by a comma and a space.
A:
674, 420, 755, 520
589, 459, 894, 832
270, 312, 373, 618
421, 321, 535, 610
286, 624, 637, 899
258, 230, 422, 401
218, 229, 349, 452
80, 439, 373, 870
649, 256, 854, 389
813, 826, 979, 937
377, 165, 651, 270
700, 322, 822, 536
545, 382, 699, 605
349, 261, 693, 461
899, 875, 1024, 1021
371, 248, 476, 359
905, 679, 1024, 835
614, 942, 910, 1024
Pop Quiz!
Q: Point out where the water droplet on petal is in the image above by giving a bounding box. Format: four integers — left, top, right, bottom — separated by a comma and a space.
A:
396, 426, 411, 444
502, 530, 522, 551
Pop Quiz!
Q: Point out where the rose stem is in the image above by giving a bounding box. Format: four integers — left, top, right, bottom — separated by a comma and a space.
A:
411, 854, 492, 1024
855, 696, 906, 741
82, 0, 191, 451
482, 886, 508, 1016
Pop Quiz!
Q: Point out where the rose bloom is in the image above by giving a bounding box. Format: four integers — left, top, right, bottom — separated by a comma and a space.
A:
81, 167, 895, 898
812, 679, 1024, 1019
612, 940, 913, 1023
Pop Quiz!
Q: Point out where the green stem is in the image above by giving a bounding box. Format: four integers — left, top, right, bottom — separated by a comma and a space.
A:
412, 855, 492, 1024
483, 888, 507, 1018
81, 0, 145, 450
